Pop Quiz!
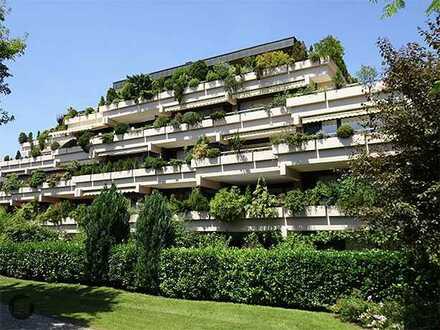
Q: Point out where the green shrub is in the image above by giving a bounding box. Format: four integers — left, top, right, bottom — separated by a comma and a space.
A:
108, 243, 138, 290
305, 181, 339, 206
31, 146, 41, 158
159, 248, 406, 309
153, 115, 171, 129
336, 124, 354, 138
37, 131, 49, 150
188, 78, 200, 88
84, 107, 95, 115
206, 147, 220, 158
284, 189, 306, 214
331, 294, 380, 324
3, 155, 9, 161
186, 188, 209, 212
144, 156, 167, 170
106, 87, 118, 105
29, 170, 46, 188
210, 111, 226, 121
2, 174, 21, 193
99, 96, 105, 106
0, 241, 86, 283
101, 132, 114, 144
228, 133, 242, 152
181, 111, 202, 126
18, 132, 28, 144
255, 51, 291, 75
77, 131, 93, 152
114, 123, 129, 135
212, 63, 231, 80
0, 221, 59, 243
206, 71, 220, 81
135, 191, 173, 293
246, 178, 277, 218
15, 151, 21, 160
209, 187, 247, 222
337, 176, 378, 215
188, 60, 208, 81
83, 185, 130, 283
50, 141, 60, 151
331, 293, 403, 329
168, 159, 184, 168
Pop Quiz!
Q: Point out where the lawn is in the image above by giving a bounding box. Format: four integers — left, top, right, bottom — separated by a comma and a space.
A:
0, 276, 358, 330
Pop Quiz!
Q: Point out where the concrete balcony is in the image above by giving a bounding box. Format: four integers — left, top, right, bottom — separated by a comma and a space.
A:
64, 112, 111, 133
41, 205, 358, 234
0, 154, 57, 177
184, 206, 359, 234
287, 82, 384, 125
88, 106, 293, 157
0, 132, 387, 205
65, 59, 336, 131
273, 133, 385, 172
52, 146, 90, 165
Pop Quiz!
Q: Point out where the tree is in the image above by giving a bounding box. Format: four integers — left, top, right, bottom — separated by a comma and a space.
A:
83, 185, 130, 283
18, 132, 27, 144
0, 2, 26, 126
350, 17, 440, 328
356, 65, 378, 93
370, 0, 440, 18
14, 150, 20, 159
245, 178, 277, 218
135, 191, 173, 293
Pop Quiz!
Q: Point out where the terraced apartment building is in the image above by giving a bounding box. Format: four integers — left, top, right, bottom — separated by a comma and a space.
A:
0, 37, 384, 235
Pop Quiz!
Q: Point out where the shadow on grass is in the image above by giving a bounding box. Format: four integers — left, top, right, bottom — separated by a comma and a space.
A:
0, 278, 121, 328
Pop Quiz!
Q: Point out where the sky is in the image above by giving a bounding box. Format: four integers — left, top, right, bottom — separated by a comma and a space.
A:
0, 0, 433, 157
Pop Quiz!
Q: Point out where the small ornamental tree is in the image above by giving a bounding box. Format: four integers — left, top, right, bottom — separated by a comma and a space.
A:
18, 132, 28, 144
246, 178, 277, 218
83, 185, 130, 284
15, 151, 21, 160
135, 191, 173, 293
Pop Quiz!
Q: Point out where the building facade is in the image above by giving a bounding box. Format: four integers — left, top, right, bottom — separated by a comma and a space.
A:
0, 38, 384, 235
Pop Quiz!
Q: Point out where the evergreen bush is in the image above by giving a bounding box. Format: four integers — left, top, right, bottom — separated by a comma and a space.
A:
135, 191, 173, 293
83, 185, 130, 283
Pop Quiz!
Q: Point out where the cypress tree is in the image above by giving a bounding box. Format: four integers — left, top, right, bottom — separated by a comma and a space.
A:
135, 191, 173, 293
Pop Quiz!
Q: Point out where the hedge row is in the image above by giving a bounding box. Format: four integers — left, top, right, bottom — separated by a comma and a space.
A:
0, 242, 407, 310
158, 248, 406, 309
0, 241, 85, 283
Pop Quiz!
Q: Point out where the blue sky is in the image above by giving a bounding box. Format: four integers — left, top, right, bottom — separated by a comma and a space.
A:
0, 0, 432, 157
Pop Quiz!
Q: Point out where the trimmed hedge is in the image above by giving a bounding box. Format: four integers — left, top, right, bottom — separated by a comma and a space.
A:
0, 241, 85, 283
0, 242, 407, 310
158, 248, 406, 309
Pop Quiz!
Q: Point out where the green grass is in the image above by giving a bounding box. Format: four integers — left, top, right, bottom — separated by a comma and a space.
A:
0, 276, 358, 330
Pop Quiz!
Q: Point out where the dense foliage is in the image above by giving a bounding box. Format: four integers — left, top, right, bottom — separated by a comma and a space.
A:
135, 191, 173, 293
348, 17, 440, 328
0, 241, 85, 283
0, 3, 26, 126
209, 187, 247, 222
83, 185, 130, 283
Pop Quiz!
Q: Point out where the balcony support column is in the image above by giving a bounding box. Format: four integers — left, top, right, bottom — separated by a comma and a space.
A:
280, 163, 301, 181
196, 177, 222, 190
136, 184, 152, 195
